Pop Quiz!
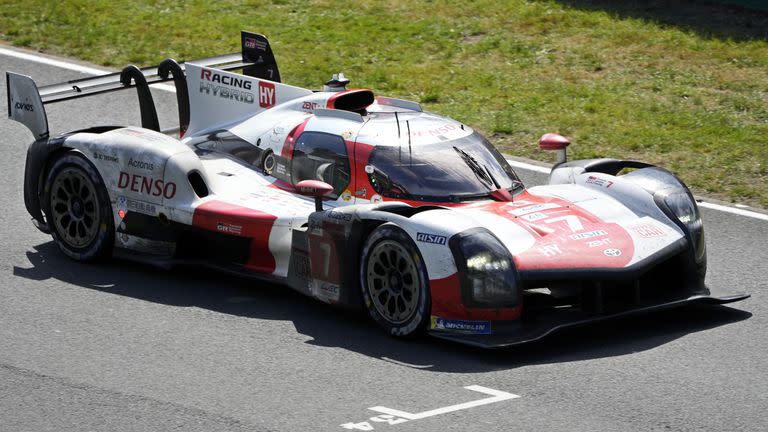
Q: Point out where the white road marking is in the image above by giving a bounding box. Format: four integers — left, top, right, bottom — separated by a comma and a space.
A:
379, 357, 433, 369
341, 385, 519, 430
0, 46, 110, 75
698, 201, 768, 222
1, 47, 766, 222
0, 46, 176, 92
368, 385, 520, 420
506, 158, 551, 174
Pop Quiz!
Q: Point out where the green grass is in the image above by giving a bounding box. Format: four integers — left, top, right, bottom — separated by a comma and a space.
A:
1, 0, 767, 207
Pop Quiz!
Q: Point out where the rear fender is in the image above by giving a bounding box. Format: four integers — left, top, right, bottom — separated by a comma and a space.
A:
61, 127, 208, 229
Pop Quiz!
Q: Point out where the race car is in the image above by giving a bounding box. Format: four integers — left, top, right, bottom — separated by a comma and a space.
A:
6, 31, 748, 347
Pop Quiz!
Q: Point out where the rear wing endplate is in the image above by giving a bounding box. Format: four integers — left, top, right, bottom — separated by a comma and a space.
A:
6, 31, 280, 140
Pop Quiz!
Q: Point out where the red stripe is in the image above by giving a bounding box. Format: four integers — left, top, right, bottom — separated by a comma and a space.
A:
429, 274, 522, 321
192, 200, 278, 274
326, 88, 374, 109
281, 117, 311, 159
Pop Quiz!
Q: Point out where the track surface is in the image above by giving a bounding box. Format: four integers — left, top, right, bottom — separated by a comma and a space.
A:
1, 50, 766, 432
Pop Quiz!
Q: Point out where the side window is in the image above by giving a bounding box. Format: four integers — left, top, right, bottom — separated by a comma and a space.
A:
291, 132, 351, 199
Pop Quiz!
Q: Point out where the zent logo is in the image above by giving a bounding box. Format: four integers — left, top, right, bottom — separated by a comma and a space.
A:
259, 81, 276, 108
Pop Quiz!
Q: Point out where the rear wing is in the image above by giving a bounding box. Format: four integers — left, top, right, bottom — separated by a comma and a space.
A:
6, 31, 280, 140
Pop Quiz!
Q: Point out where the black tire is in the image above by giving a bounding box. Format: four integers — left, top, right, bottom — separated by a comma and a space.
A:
42, 151, 114, 261
360, 224, 431, 337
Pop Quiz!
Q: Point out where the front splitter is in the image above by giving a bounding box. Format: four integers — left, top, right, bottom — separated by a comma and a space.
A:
428, 291, 749, 349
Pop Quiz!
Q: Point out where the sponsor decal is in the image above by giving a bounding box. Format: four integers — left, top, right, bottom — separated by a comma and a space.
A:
586, 175, 614, 188
587, 238, 611, 248
199, 68, 255, 104
341, 131, 354, 140
521, 212, 547, 222
319, 282, 340, 299
603, 248, 622, 257
258, 81, 276, 108
301, 101, 318, 111
244, 37, 267, 51
508, 202, 560, 216
275, 163, 286, 175
416, 232, 447, 245
370, 194, 383, 203
14, 101, 34, 112
410, 123, 458, 137
539, 244, 562, 257
340, 190, 352, 202
308, 219, 323, 235
93, 151, 118, 163
632, 223, 665, 238
569, 230, 608, 240
431, 316, 492, 334
118, 196, 157, 216
216, 222, 243, 235
326, 211, 353, 222
117, 171, 176, 199
127, 157, 154, 171
200, 68, 252, 89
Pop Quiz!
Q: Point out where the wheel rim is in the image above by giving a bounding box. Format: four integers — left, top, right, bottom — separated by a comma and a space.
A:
50, 167, 100, 248
366, 240, 420, 325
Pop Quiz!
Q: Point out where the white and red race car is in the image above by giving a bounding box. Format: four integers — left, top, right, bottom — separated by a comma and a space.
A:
7, 32, 748, 347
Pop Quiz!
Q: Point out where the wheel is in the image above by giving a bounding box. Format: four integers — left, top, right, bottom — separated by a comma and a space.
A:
43, 151, 114, 261
360, 224, 430, 337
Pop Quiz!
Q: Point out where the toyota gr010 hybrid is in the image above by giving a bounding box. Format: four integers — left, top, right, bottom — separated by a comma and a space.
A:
6, 31, 748, 347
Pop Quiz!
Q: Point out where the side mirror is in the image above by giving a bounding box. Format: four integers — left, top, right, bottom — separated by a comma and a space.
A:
295, 180, 334, 211
539, 133, 570, 165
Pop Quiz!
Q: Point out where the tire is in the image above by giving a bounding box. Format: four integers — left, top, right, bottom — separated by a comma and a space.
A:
42, 151, 114, 261
360, 224, 430, 337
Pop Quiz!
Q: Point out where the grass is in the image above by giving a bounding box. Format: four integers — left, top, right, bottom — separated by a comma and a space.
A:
1, 0, 767, 207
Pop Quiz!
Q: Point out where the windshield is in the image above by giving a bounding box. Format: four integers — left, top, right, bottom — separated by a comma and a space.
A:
366, 132, 523, 202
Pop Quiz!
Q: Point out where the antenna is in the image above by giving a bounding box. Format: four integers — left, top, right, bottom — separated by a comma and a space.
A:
406, 120, 412, 165
395, 112, 402, 162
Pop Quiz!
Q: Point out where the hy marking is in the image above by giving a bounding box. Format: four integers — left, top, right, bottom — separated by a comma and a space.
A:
340, 385, 519, 430
1, 46, 765, 222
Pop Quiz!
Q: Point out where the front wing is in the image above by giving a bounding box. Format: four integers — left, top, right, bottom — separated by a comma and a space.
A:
428, 290, 749, 348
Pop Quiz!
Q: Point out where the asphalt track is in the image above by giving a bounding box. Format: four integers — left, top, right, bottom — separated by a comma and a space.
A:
1, 47, 766, 432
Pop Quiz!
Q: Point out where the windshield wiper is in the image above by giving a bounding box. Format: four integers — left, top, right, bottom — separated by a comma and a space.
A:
453, 146, 495, 190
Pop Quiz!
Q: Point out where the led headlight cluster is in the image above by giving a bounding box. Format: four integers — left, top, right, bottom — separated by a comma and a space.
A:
450, 229, 519, 307
658, 189, 705, 262
625, 167, 706, 264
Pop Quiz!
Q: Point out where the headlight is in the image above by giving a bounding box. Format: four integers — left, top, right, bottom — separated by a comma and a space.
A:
657, 189, 705, 262
625, 166, 707, 279
450, 229, 519, 307
664, 191, 699, 226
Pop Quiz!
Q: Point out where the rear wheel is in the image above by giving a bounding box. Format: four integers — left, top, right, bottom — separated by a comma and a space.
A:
360, 224, 430, 337
43, 152, 114, 261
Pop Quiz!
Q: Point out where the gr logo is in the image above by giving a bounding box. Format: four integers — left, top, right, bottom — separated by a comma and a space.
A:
258, 81, 275, 108
416, 232, 447, 245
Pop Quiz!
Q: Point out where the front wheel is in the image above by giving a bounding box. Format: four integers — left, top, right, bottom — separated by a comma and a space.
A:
360, 224, 430, 337
43, 151, 115, 261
